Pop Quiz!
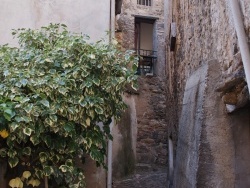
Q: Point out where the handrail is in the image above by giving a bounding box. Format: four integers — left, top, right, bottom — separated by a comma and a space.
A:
134, 49, 157, 75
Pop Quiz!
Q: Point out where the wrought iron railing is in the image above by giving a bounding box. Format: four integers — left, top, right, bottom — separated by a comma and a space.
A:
135, 49, 157, 75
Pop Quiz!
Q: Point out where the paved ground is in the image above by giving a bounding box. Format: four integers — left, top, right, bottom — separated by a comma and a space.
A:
113, 167, 168, 188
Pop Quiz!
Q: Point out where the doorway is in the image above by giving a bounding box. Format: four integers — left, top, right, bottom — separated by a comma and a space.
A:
134, 17, 157, 75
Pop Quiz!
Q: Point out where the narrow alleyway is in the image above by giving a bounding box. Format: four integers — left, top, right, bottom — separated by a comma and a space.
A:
113, 167, 167, 188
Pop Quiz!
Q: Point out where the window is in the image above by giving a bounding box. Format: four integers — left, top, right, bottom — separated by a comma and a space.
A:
137, 0, 152, 6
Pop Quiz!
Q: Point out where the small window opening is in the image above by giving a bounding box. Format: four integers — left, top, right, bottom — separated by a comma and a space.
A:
137, 0, 152, 6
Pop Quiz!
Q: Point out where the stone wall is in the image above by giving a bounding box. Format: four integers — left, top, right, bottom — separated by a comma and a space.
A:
169, 0, 250, 104
135, 77, 167, 166
114, 0, 168, 177
112, 76, 168, 179
164, 0, 250, 187
117, 0, 165, 76
113, 0, 167, 178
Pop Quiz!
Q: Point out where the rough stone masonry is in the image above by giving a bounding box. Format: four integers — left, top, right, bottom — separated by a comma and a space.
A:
113, 0, 168, 180
166, 0, 250, 187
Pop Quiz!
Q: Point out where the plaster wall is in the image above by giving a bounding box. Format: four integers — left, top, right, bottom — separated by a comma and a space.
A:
0, 1, 111, 187
0, 162, 7, 188
173, 60, 238, 187
197, 61, 250, 187
112, 94, 137, 179
0, 0, 110, 46
173, 61, 209, 187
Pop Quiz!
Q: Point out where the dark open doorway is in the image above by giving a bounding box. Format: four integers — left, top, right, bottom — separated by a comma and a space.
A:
134, 17, 157, 75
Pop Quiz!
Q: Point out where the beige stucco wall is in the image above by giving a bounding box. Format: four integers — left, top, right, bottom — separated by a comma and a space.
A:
0, 0, 110, 46
0, 1, 111, 187
112, 94, 137, 179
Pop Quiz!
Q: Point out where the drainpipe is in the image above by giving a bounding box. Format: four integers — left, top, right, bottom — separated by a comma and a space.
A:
107, 118, 114, 188
228, 0, 250, 95
107, 3, 115, 188
109, 0, 115, 41
164, 0, 172, 38
168, 137, 174, 188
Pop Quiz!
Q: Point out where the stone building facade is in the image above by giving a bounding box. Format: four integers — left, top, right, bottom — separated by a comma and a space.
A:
164, 0, 250, 187
116, 0, 165, 75
0, 0, 249, 187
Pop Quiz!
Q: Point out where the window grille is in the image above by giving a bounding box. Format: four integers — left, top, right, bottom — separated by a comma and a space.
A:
137, 0, 152, 6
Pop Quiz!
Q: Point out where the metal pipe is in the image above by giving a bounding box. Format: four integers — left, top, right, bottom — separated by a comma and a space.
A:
164, 0, 172, 38
107, 1, 115, 187
229, 0, 250, 94
107, 118, 114, 188
168, 137, 174, 187
109, 0, 115, 41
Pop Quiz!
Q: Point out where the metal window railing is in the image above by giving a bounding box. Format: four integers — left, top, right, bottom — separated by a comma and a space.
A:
135, 49, 157, 75
137, 0, 152, 6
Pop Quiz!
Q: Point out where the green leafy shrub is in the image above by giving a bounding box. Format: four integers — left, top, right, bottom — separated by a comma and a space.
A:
0, 23, 138, 187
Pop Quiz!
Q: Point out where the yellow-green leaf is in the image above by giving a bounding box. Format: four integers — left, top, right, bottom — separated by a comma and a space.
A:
86, 118, 91, 127
22, 171, 31, 179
